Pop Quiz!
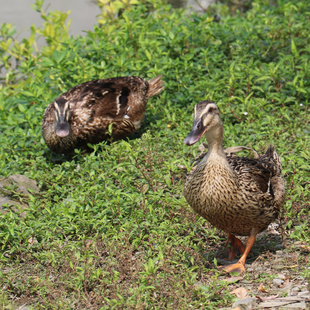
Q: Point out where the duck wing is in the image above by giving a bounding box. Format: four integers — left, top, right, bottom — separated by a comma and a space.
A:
227, 145, 285, 209
227, 155, 274, 194
64, 77, 147, 118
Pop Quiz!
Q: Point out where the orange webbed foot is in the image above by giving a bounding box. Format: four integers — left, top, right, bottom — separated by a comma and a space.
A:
217, 235, 257, 274
217, 262, 246, 274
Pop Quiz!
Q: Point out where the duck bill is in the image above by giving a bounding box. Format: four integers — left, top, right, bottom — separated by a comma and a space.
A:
56, 119, 70, 138
184, 124, 207, 146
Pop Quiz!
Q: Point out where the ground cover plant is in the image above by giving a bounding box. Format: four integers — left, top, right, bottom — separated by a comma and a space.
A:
0, 0, 309, 308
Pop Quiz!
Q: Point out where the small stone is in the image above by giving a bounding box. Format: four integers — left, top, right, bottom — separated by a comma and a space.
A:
273, 264, 285, 270
291, 286, 301, 293
0, 196, 27, 216
277, 273, 286, 280
279, 283, 293, 295
273, 278, 284, 286
276, 250, 284, 255
0, 174, 39, 195
232, 297, 257, 310
289, 286, 301, 296
0, 175, 39, 216
10, 174, 39, 193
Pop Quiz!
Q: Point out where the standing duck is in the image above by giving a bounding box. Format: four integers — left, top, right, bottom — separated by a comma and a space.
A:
183, 100, 285, 273
42, 75, 164, 154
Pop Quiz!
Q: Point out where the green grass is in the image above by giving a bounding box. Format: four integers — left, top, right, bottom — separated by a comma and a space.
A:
0, 0, 309, 308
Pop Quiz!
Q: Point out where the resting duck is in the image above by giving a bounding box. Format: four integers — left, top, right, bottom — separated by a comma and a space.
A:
183, 100, 285, 273
42, 75, 164, 154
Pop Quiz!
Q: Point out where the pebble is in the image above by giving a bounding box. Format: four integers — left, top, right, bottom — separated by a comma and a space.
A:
273, 278, 284, 286
279, 282, 293, 295
277, 273, 286, 280
291, 286, 301, 293
232, 297, 257, 310
289, 286, 301, 296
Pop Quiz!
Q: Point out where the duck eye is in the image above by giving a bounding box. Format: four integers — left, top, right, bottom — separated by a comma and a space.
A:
209, 107, 214, 113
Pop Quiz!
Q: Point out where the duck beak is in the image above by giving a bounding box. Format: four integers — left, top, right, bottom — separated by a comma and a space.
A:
56, 117, 70, 138
184, 120, 206, 146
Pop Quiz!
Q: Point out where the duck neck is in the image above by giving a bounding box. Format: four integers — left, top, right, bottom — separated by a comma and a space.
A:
204, 125, 226, 158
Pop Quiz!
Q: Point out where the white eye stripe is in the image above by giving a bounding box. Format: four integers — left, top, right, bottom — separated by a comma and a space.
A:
203, 105, 217, 116
64, 101, 70, 111
54, 102, 61, 114
195, 105, 217, 119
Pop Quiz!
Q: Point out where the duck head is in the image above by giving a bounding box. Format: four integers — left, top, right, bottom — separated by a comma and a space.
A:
184, 100, 222, 146
53, 98, 71, 138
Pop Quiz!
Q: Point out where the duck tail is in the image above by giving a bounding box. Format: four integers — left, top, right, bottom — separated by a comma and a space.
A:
146, 75, 164, 98
265, 145, 282, 170
265, 145, 285, 208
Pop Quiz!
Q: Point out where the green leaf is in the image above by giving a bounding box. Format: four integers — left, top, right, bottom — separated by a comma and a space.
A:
291, 39, 299, 57
145, 50, 152, 61
169, 32, 175, 40
18, 104, 26, 112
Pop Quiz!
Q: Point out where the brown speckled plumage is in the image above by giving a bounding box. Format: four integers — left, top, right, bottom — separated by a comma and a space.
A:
183, 100, 285, 273
42, 75, 164, 154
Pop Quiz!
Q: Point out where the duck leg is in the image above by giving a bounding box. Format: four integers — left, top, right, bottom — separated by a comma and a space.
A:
225, 233, 245, 260
218, 235, 256, 273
